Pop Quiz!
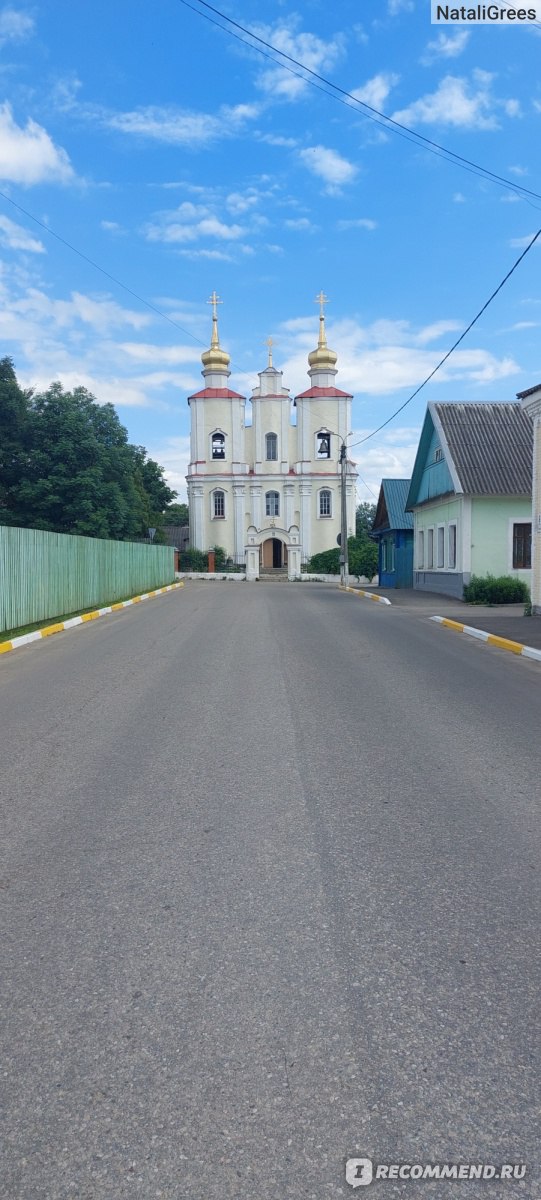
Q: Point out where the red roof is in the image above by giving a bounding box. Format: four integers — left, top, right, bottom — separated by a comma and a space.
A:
188, 387, 245, 400
294, 385, 352, 399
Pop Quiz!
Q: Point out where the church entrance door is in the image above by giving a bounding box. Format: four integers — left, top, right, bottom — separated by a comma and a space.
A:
261, 537, 287, 568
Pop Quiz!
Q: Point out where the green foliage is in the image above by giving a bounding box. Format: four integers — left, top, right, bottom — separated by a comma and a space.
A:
463, 574, 530, 605
349, 538, 378, 581
306, 535, 378, 579
179, 548, 208, 571
355, 502, 377, 540
306, 547, 340, 574
165, 502, 189, 526
0, 363, 176, 541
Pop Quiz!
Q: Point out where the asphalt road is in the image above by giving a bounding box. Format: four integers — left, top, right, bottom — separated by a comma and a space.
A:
1, 584, 539, 1200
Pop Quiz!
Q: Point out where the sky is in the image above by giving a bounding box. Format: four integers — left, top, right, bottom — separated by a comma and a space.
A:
0, 0, 540, 503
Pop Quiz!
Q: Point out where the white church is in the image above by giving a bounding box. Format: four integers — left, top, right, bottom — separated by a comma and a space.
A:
186, 294, 358, 581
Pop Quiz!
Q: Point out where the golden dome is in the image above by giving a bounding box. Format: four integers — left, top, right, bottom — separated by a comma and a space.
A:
202, 291, 230, 371
308, 312, 337, 369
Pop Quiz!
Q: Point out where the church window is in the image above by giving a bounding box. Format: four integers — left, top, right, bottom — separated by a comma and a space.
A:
319, 489, 332, 517
317, 431, 331, 458
266, 433, 278, 461
213, 490, 225, 518
265, 491, 280, 518
211, 432, 226, 460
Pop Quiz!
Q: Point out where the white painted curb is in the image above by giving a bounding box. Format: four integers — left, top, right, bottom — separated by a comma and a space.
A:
430, 615, 541, 662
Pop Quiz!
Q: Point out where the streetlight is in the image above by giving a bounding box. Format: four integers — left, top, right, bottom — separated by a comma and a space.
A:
321, 428, 353, 589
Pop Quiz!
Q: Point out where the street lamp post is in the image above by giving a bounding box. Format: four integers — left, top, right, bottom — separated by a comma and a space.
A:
339, 440, 349, 589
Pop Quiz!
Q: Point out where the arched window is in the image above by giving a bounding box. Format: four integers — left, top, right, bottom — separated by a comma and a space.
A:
213, 489, 225, 518
211, 432, 225, 460
316, 430, 331, 458
319, 489, 332, 517
265, 432, 278, 461
265, 491, 280, 518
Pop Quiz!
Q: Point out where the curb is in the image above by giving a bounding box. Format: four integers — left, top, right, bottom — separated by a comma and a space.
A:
0, 581, 184, 658
343, 586, 391, 606
430, 615, 541, 662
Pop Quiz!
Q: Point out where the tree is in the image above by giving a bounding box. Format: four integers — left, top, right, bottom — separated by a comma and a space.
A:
356, 502, 376, 540
349, 539, 378, 581
164, 502, 189, 526
0, 357, 32, 523
1, 364, 176, 541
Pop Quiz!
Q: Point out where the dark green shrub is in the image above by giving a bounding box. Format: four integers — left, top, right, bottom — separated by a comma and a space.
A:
179, 548, 208, 571
463, 574, 530, 605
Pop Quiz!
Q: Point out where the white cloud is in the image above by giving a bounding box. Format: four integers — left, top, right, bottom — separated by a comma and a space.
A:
284, 217, 317, 232
117, 342, 201, 365
388, 0, 414, 13
277, 314, 517, 398
107, 102, 259, 147
392, 72, 516, 131
337, 218, 377, 231
7, 288, 150, 334
298, 144, 358, 191
0, 7, 34, 45
0, 102, 74, 184
257, 133, 298, 147
254, 23, 344, 101
510, 232, 540, 248
422, 31, 470, 62
508, 164, 528, 176
453, 192, 466, 202
147, 212, 245, 245
0, 214, 44, 252
351, 72, 400, 111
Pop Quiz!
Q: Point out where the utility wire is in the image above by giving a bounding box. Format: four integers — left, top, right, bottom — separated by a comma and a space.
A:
0, 187, 208, 349
179, 0, 541, 207
349, 226, 541, 450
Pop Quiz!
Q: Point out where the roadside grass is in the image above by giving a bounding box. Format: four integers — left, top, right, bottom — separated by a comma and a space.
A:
0, 589, 173, 643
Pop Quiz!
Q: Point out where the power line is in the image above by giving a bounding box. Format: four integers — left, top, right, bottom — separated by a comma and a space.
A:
349, 226, 541, 450
0, 187, 208, 349
179, 0, 541, 207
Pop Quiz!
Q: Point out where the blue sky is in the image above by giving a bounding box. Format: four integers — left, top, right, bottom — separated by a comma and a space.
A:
0, 0, 540, 502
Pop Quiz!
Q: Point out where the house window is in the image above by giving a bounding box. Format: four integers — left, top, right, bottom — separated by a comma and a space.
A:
266, 433, 278, 461
448, 523, 457, 570
213, 490, 225, 518
427, 527, 434, 569
319, 489, 332, 517
389, 539, 395, 571
437, 525, 445, 568
265, 491, 280, 517
417, 530, 424, 569
211, 432, 225, 460
381, 540, 387, 572
435, 447, 443, 462
513, 522, 531, 569
316, 431, 331, 458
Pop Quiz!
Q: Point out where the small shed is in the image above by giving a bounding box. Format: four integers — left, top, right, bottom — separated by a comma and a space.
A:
372, 479, 414, 588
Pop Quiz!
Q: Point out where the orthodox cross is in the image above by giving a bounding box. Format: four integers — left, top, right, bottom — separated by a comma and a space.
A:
207, 290, 223, 318
315, 290, 329, 317
265, 336, 274, 368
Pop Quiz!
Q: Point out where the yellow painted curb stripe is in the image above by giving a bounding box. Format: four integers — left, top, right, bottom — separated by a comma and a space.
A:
430, 615, 541, 663
487, 634, 523, 655
342, 585, 391, 606
0, 581, 184, 658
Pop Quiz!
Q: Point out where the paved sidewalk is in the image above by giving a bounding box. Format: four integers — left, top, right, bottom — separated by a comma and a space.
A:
361, 586, 541, 650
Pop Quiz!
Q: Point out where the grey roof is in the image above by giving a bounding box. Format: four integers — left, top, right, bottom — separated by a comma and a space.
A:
517, 382, 541, 400
432, 402, 533, 495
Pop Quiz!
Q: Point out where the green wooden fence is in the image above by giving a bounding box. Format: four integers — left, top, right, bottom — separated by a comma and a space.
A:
0, 525, 176, 634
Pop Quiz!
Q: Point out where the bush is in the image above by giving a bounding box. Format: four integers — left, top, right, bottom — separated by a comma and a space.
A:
179, 548, 208, 571
306, 547, 340, 574
463, 574, 530, 605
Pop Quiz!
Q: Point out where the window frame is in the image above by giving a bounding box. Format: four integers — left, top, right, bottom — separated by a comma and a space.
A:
448, 522, 457, 571
212, 489, 225, 519
319, 488, 332, 518
265, 490, 280, 518
315, 429, 332, 459
427, 526, 434, 570
265, 432, 278, 461
210, 430, 226, 461
512, 521, 531, 570
417, 529, 424, 569
437, 524, 445, 569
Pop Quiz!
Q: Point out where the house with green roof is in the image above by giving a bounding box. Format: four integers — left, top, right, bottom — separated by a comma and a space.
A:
372, 479, 414, 588
405, 402, 533, 599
